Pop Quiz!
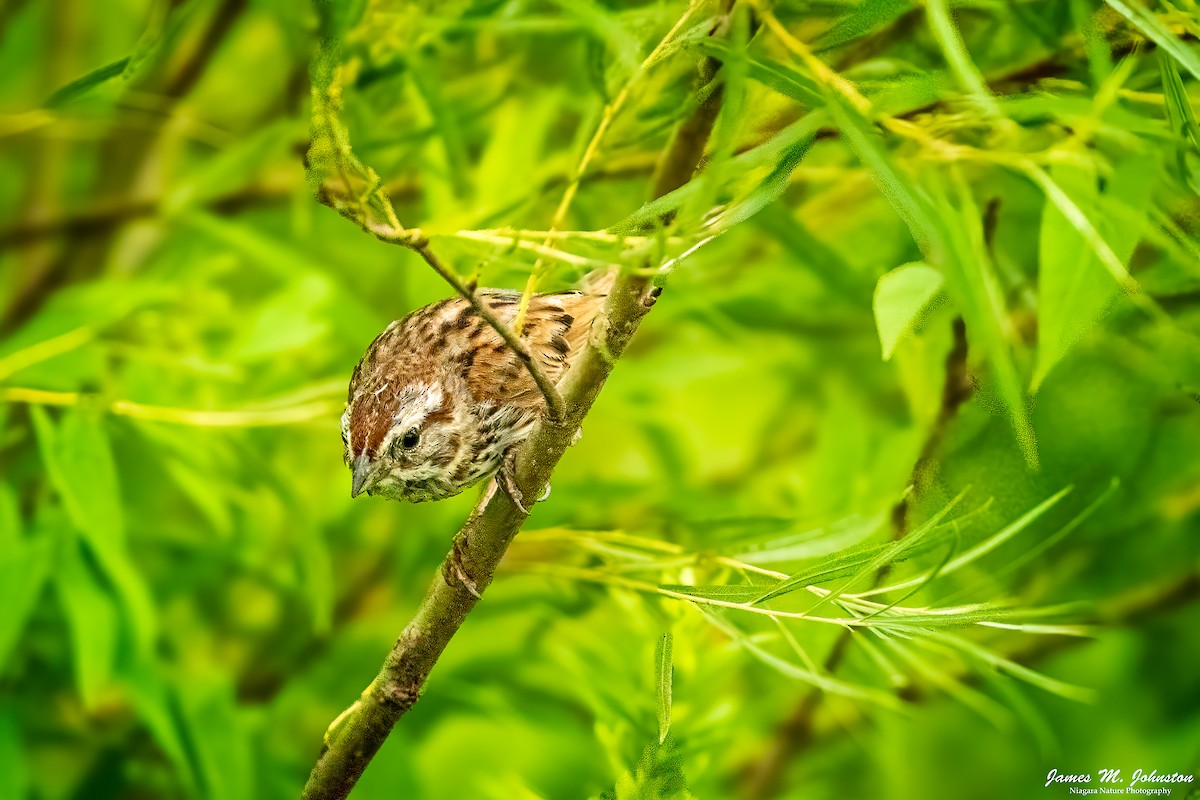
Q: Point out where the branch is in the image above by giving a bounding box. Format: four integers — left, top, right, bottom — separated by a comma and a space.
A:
299, 13, 732, 800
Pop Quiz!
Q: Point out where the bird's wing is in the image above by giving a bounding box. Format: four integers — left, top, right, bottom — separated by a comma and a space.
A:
461, 289, 607, 413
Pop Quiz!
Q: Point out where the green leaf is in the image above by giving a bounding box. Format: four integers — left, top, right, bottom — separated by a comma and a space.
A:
924, 0, 1003, 118
654, 633, 673, 744
824, 91, 939, 253
56, 542, 120, 709
0, 537, 53, 679
930, 169, 1039, 466
1160, 52, 1200, 190
0, 711, 28, 800
729, 512, 886, 565
296, 523, 334, 635
697, 608, 902, 707
1034, 152, 1158, 387
873, 261, 945, 360
1102, 0, 1200, 81
868, 486, 1074, 598
122, 663, 200, 796
0, 483, 21, 552
164, 118, 302, 213
31, 407, 157, 657
813, 0, 911, 51
45, 56, 130, 106
1035, 162, 1114, 387
752, 491, 968, 606
177, 677, 254, 800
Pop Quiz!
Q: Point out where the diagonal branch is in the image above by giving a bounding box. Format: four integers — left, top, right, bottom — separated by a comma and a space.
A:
299, 9, 734, 798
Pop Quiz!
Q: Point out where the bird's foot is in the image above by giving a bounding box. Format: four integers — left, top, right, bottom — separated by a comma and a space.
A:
498, 449, 529, 514
444, 534, 481, 599
498, 449, 552, 513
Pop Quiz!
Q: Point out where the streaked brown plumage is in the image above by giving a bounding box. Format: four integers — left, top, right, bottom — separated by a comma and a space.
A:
341, 285, 608, 502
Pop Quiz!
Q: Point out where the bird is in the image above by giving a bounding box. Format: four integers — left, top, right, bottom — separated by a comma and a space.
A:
341, 279, 611, 506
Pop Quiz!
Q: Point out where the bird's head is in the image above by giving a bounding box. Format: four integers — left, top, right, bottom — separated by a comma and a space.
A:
342, 375, 470, 503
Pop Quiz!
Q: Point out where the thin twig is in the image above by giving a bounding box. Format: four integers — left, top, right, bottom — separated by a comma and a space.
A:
299, 6, 733, 796
319, 198, 568, 422
0, 386, 340, 427
410, 237, 567, 422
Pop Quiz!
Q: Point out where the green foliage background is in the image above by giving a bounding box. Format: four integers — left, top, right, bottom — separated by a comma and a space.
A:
2, 1, 1199, 798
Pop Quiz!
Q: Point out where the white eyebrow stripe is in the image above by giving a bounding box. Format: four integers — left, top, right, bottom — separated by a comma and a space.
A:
378, 382, 445, 452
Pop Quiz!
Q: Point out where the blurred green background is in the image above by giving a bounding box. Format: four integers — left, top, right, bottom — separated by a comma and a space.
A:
2, 1, 1199, 798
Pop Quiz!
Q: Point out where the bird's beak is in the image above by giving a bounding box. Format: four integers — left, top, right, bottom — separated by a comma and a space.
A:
350, 453, 373, 498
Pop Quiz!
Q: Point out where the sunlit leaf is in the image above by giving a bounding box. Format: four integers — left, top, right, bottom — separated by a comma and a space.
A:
814, 0, 912, 51
873, 261, 944, 360
655, 632, 672, 744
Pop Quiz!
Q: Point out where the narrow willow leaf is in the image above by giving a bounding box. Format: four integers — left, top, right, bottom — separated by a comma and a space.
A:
655, 633, 673, 744
924, 0, 1003, 118
1160, 52, 1200, 190
814, 0, 911, 51
930, 169, 1037, 466
1034, 151, 1158, 387
1160, 53, 1200, 150
698, 609, 903, 708
660, 584, 767, 603
980, 668, 1060, 757
56, 543, 120, 709
729, 511, 886, 565
30, 407, 157, 657
1035, 161, 1115, 387
866, 486, 1073, 598
825, 92, 938, 253
860, 535, 958, 620
695, 40, 822, 106
0, 538, 52, 679
45, 57, 131, 106
123, 663, 201, 795
877, 634, 1010, 723
858, 631, 909, 687
1103, 0, 1200, 80
927, 632, 1095, 702
704, 136, 814, 234
873, 261, 945, 360
608, 112, 823, 233
756, 490, 967, 606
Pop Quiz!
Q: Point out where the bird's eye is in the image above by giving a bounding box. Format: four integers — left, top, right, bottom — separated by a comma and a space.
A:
401, 428, 420, 449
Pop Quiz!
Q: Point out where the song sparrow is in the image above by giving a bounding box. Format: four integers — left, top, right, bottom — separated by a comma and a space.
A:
341, 283, 609, 504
